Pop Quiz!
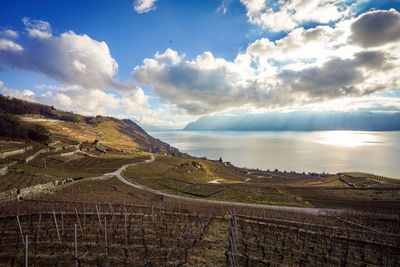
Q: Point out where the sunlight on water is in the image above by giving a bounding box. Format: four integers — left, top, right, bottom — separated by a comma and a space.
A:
150, 131, 400, 178
315, 131, 380, 148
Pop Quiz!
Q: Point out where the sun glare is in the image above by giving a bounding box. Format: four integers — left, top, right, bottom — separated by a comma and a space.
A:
316, 131, 380, 148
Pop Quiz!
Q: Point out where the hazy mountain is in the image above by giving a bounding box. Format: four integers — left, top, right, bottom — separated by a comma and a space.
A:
184, 111, 400, 131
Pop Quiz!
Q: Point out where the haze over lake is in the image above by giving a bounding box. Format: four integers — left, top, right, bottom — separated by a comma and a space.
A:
150, 131, 400, 178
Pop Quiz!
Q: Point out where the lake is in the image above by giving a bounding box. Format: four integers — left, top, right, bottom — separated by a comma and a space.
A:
149, 130, 400, 178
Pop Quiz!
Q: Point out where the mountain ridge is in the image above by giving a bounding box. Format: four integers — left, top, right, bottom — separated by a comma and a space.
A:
184, 111, 400, 131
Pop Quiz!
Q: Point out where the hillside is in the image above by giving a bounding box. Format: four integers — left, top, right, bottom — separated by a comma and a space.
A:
0, 94, 181, 155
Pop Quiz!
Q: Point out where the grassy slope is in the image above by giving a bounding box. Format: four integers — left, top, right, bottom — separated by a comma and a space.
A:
1, 94, 181, 155
123, 156, 312, 207
32, 118, 138, 151
123, 156, 400, 209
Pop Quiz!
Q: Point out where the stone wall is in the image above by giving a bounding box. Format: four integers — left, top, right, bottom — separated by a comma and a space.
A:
0, 177, 75, 201
24, 148, 50, 163
0, 161, 17, 177
59, 150, 76, 157
0, 145, 33, 159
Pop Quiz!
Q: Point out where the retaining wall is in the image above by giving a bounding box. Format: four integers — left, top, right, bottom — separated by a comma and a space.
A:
0, 145, 33, 159
24, 148, 51, 164
59, 150, 76, 157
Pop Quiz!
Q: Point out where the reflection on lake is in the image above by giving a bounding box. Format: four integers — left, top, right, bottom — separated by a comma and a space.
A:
150, 130, 400, 178
316, 131, 381, 147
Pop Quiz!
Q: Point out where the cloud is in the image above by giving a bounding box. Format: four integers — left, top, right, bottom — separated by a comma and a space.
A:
121, 87, 150, 111
0, 18, 125, 90
0, 82, 36, 102
240, 0, 361, 32
0, 29, 19, 39
134, 9, 400, 115
0, 38, 23, 52
22, 17, 52, 39
133, 0, 157, 14
350, 8, 400, 47
37, 87, 120, 115
280, 51, 393, 99
135, 49, 262, 114
0, 80, 150, 117
302, 93, 400, 113
217, 0, 234, 14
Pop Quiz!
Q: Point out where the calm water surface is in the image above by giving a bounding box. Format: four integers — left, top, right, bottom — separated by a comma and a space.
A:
150, 131, 400, 178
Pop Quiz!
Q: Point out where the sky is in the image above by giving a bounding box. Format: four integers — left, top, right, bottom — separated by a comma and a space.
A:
0, 0, 400, 129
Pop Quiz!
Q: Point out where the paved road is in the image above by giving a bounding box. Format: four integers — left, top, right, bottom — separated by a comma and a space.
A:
2, 153, 338, 216
110, 155, 339, 216
104, 154, 155, 179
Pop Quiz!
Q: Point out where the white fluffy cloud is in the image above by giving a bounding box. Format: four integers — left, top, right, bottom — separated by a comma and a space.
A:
0, 18, 121, 90
135, 49, 262, 114
38, 87, 120, 115
240, 0, 362, 32
0, 81, 153, 119
134, 9, 400, 115
133, 0, 157, 14
0, 38, 23, 52
0, 82, 36, 102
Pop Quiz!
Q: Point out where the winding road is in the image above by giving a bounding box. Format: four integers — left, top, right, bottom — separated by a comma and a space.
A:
3, 153, 339, 216
106, 154, 339, 216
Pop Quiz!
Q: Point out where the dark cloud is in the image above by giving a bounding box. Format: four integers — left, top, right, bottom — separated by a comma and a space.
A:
282, 51, 392, 99
302, 27, 325, 41
350, 9, 400, 47
283, 58, 364, 98
354, 50, 387, 68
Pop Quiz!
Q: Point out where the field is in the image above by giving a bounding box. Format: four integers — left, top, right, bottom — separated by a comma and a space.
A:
0, 179, 398, 266
0, 151, 399, 266
0, 138, 151, 204
123, 156, 400, 210
38, 119, 138, 151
